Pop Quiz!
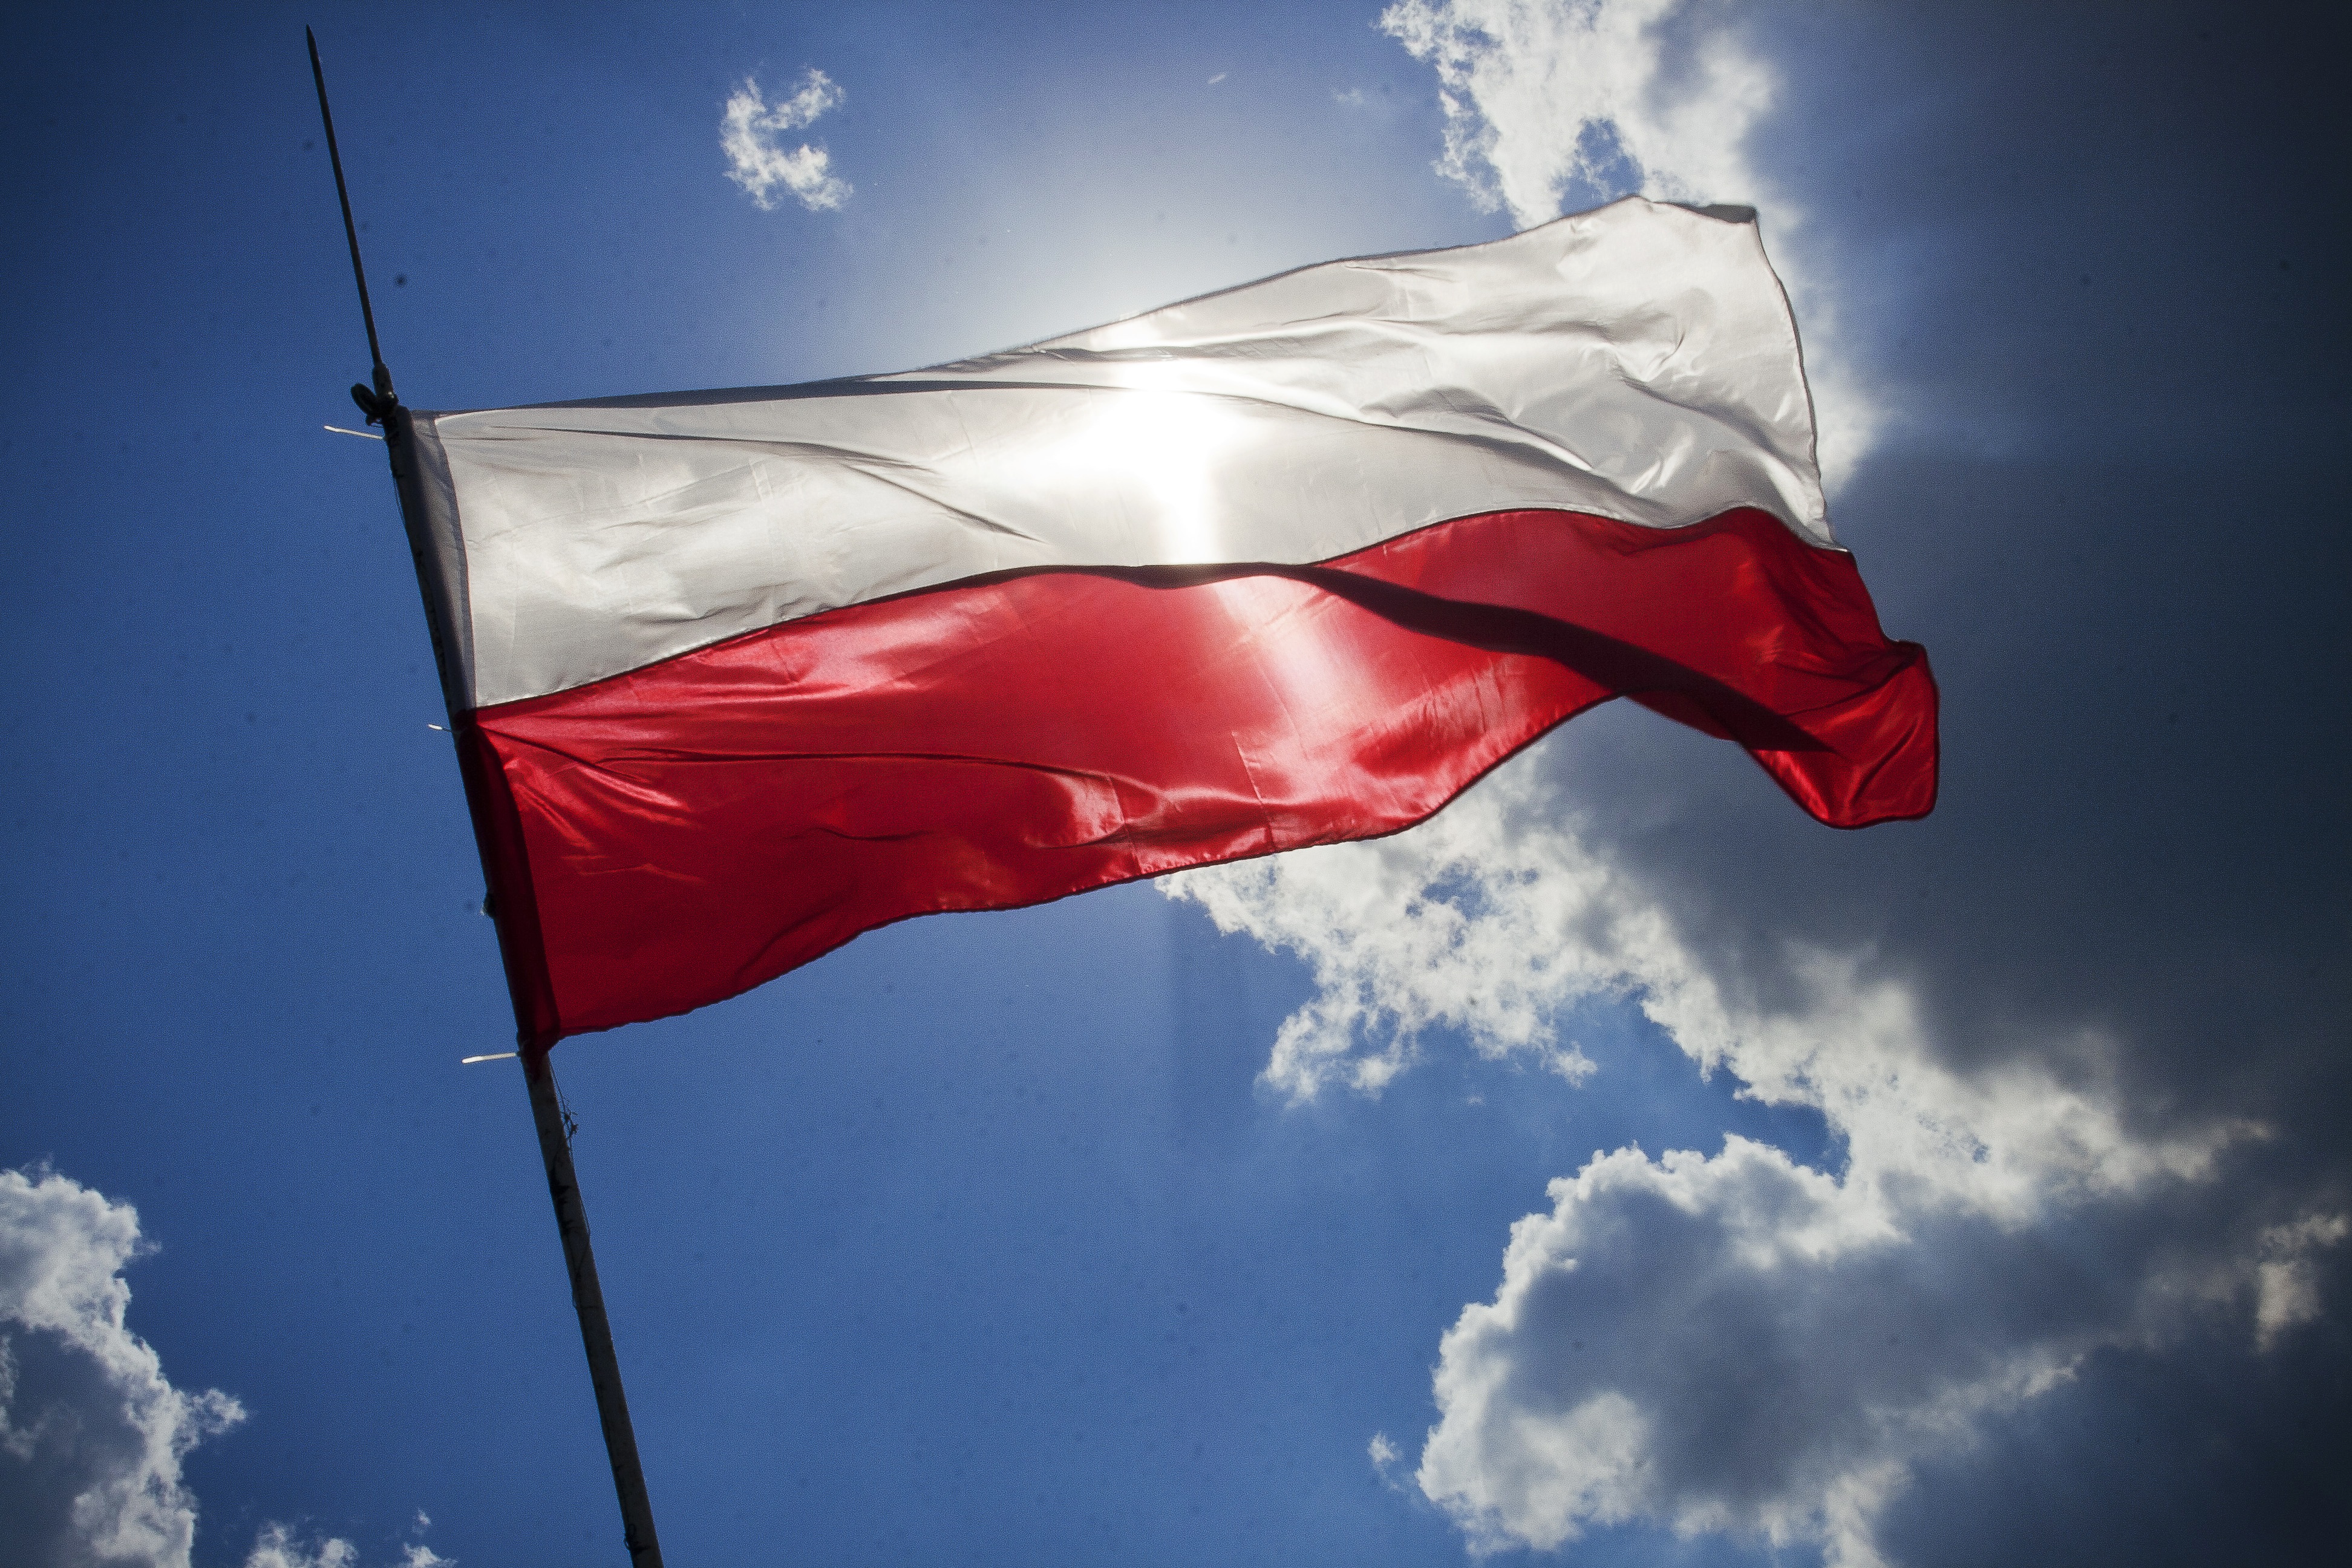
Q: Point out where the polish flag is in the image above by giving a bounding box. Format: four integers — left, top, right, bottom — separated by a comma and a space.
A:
387, 197, 1936, 1048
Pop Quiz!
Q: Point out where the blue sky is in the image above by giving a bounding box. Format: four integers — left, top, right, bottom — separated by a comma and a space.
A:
4, 4, 2347, 1566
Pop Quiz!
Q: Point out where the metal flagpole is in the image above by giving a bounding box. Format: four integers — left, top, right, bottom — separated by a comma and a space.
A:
305, 28, 394, 423
307, 30, 665, 1566
521, 1051, 666, 1567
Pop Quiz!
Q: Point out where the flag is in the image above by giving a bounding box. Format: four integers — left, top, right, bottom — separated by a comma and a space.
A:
387, 197, 1936, 1048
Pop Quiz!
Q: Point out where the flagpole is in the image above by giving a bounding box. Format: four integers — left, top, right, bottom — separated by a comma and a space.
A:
308, 30, 665, 1566
522, 1050, 667, 1568
305, 28, 394, 420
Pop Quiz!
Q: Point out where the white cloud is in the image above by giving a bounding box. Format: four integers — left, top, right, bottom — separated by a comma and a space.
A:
720, 70, 852, 212
1169, 768, 1612, 1099
1164, 751, 2251, 1212
238, 1523, 453, 1568
1417, 1139, 2100, 1565
238, 1524, 451, 1568
1377, 0, 1881, 490
243, 1526, 358, 1568
2253, 1212, 2350, 1351
1, 1166, 448, 1568
1161, 744, 2307, 1564
1380, 0, 1766, 230
1368, 1429, 1406, 1489
1, 1166, 244, 1568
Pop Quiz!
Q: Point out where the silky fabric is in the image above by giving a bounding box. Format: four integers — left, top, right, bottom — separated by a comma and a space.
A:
466, 508, 1935, 1045
408, 199, 1829, 709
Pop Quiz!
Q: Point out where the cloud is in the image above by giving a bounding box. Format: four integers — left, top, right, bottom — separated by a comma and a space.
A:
1, 1167, 452, 1568
1194, 12, 2352, 1551
1414, 1137, 2331, 1566
1168, 754, 2243, 1219
720, 70, 852, 212
1171, 6, 2352, 1561
1379, 0, 1766, 230
2254, 1213, 2350, 1352
243, 1526, 357, 1568
1, 1166, 244, 1568
1171, 768, 1621, 1100
240, 1524, 450, 1568
1377, 0, 1881, 491
1367, 1430, 1406, 1490
1161, 750, 2253, 1213
1162, 744, 2327, 1563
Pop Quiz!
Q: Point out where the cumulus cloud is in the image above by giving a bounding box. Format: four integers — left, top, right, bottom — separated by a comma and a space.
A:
1169, 753, 2242, 1216
1378, 0, 1881, 489
1, 1167, 449, 1568
1413, 1136, 2292, 1566
1163, 746, 2320, 1564
1165, 6, 2350, 1560
720, 70, 852, 212
1171, 769, 1612, 1099
1, 1166, 244, 1568
1161, 11, 2335, 1555
1380, 0, 1765, 230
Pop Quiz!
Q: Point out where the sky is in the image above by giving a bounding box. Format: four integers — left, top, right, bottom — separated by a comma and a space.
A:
2, 2, 2348, 1566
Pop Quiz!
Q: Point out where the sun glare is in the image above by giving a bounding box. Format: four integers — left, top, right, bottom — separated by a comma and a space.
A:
1059, 377, 1255, 564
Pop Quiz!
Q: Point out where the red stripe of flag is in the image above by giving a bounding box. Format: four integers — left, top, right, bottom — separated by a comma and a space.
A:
463, 508, 1935, 1045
